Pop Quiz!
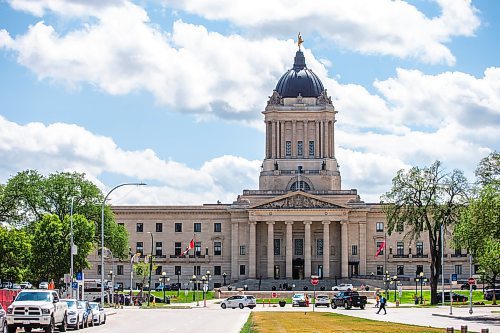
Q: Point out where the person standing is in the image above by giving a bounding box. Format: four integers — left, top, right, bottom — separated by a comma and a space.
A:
375, 293, 380, 308
377, 295, 387, 315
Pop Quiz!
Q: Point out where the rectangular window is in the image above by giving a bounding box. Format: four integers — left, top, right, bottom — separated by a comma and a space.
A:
397, 265, 404, 275
297, 141, 303, 156
239, 265, 246, 275
214, 241, 222, 255
155, 266, 162, 276
194, 223, 201, 233
455, 265, 463, 275
214, 223, 222, 232
155, 242, 163, 256
316, 239, 323, 256
240, 245, 246, 256
194, 266, 200, 276
294, 239, 304, 256
136, 223, 143, 232
376, 241, 384, 255
309, 141, 315, 157
376, 265, 384, 275
214, 266, 221, 275
175, 223, 182, 232
156, 223, 163, 232
286, 141, 291, 156
136, 242, 143, 255
117, 265, 124, 275
174, 242, 182, 256
376, 222, 384, 232
416, 242, 424, 256
175, 266, 182, 275
416, 265, 424, 275
351, 245, 358, 256
274, 239, 281, 256
97, 265, 102, 275
397, 242, 404, 256
195, 242, 201, 256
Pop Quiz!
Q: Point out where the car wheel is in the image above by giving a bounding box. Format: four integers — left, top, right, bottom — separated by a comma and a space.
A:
7, 326, 16, 333
74, 317, 80, 331
45, 318, 55, 333
360, 304, 365, 310
59, 315, 67, 332
334, 288, 338, 291
248, 306, 255, 309
239, 303, 244, 309
91, 319, 94, 327
2, 322, 7, 333
221, 303, 226, 309
24, 328, 32, 333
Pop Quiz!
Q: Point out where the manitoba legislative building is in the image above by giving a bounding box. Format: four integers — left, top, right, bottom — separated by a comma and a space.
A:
86, 48, 469, 290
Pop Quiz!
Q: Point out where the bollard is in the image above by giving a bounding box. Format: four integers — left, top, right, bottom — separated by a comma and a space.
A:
481, 329, 489, 333
446, 328, 454, 333
461, 325, 467, 333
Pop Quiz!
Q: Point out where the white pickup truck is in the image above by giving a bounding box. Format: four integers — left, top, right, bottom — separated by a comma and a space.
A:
6, 290, 68, 333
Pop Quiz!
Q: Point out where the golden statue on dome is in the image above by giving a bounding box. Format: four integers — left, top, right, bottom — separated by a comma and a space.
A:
297, 32, 304, 50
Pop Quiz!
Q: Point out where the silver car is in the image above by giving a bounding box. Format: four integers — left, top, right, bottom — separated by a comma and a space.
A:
88, 302, 106, 325
315, 295, 330, 307
220, 295, 256, 309
61, 299, 85, 330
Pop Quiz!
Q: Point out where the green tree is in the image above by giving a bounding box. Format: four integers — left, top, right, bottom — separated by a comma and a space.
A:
0, 170, 129, 258
476, 239, 500, 304
0, 226, 32, 282
133, 260, 158, 297
382, 161, 468, 304
475, 151, 499, 189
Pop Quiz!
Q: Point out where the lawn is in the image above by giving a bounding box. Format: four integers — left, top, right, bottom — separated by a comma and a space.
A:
241, 312, 443, 333
384, 290, 491, 305
128, 290, 215, 303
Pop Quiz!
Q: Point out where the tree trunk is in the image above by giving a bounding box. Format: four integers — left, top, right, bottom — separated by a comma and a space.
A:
428, 229, 442, 305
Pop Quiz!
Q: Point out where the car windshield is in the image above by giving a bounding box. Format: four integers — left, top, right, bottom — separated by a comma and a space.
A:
89, 303, 99, 310
63, 300, 76, 308
293, 294, 304, 299
16, 292, 52, 302
317, 296, 328, 299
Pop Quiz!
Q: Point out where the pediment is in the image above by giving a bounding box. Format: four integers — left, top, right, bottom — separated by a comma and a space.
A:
250, 191, 347, 210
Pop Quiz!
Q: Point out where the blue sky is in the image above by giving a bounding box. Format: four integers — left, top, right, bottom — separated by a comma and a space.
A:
0, 0, 498, 204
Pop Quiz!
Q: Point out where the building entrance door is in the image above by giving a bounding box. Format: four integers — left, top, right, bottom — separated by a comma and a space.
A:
274, 265, 280, 279
349, 263, 359, 277
292, 258, 304, 279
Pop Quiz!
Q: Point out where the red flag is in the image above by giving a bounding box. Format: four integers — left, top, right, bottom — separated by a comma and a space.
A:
181, 239, 195, 256
375, 241, 386, 257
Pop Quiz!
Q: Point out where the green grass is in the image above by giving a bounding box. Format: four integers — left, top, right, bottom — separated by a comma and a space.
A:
384, 290, 491, 305
242, 312, 443, 333
128, 290, 215, 303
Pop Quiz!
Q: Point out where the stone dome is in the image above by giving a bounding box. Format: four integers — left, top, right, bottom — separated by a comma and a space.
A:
275, 50, 324, 98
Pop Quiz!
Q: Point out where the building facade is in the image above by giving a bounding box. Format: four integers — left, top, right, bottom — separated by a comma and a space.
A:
85, 49, 470, 290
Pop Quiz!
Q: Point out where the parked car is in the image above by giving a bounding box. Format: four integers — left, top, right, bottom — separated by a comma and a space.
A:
155, 284, 170, 292
77, 301, 93, 328
437, 292, 468, 303
331, 291, 367, 309
484, 289, 500, 301
315, 295, 330, 307
1, 302, 7, 333
10, 285, 21, 290
460, 282, 477, 290
332, 284, 353, 291
61, 299, 85, 330
220, 295, 256, 309
19, 282, 32, 290
291, 293, 307, 307
169, 283, 180, 291
0, 282, 12, 289
39, 282, 49, 289
88, 302, 106, 325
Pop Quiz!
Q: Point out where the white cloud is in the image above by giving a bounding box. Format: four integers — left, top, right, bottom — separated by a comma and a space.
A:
0, 115, 261, 204
166, 0, 479, 65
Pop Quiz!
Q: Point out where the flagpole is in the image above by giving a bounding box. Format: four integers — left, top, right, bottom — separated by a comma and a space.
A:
384, 232, 388, 299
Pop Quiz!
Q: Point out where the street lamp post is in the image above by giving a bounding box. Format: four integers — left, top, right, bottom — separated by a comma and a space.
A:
191, 275, 198, 306
100, 182, 146, 307
176, 270, 181, 297
419, 272, 427, 304
206, 271, 211, 291
390, 276, 399, 303
160, 272, 170, 304
201, 276, 207, 307
69, 197, 75, 299
129, 252, 141, 301
109, 271, 114, 306
147, 232, 154, 306
384, 271, 390, 299
222, 272, 227, 286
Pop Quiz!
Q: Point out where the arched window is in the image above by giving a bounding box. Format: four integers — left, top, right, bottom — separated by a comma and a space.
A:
290, 181, 310, 191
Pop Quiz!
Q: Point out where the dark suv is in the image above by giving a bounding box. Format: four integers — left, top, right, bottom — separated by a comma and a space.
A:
460, 282, 477, 290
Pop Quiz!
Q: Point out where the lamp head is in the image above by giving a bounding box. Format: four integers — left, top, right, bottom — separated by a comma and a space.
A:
167, 277, 170, 282
162, 271, 166, 276
206, 270, 211, 275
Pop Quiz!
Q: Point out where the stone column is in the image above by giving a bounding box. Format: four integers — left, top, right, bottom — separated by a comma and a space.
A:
249, 221, 257, 278
292, 120, 297, 158
267, 221, 275, 279
331, 120, 335, 158
359, 222, 367, 275
341, 221, 349, 278
321, 121, 326, 158
304, 120, 309, 158
285, 221, 293, 278
304, 221, 312, 278
231, 221, 239, 281
271, 121, 276, 158
322, 220, 331, 278
315, 121, 320, 158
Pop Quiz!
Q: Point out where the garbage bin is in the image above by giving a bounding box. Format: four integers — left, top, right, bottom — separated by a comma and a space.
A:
166, 296, 171, 305
396, 300, 400, 307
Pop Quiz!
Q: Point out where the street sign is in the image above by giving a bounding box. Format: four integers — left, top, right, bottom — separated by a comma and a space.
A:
75, 272, 84, 281
72, 282, 78, 289
64, 274, 71, 283
468, 277, 476, 285
203, 284, 208, 292
310, 275, 319, 286
271, 292, 277, 298
451, 274, 458, 285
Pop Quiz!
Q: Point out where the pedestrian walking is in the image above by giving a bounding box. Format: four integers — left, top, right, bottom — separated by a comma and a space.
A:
375, 293, 380, 308
376, 295, 387, 315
